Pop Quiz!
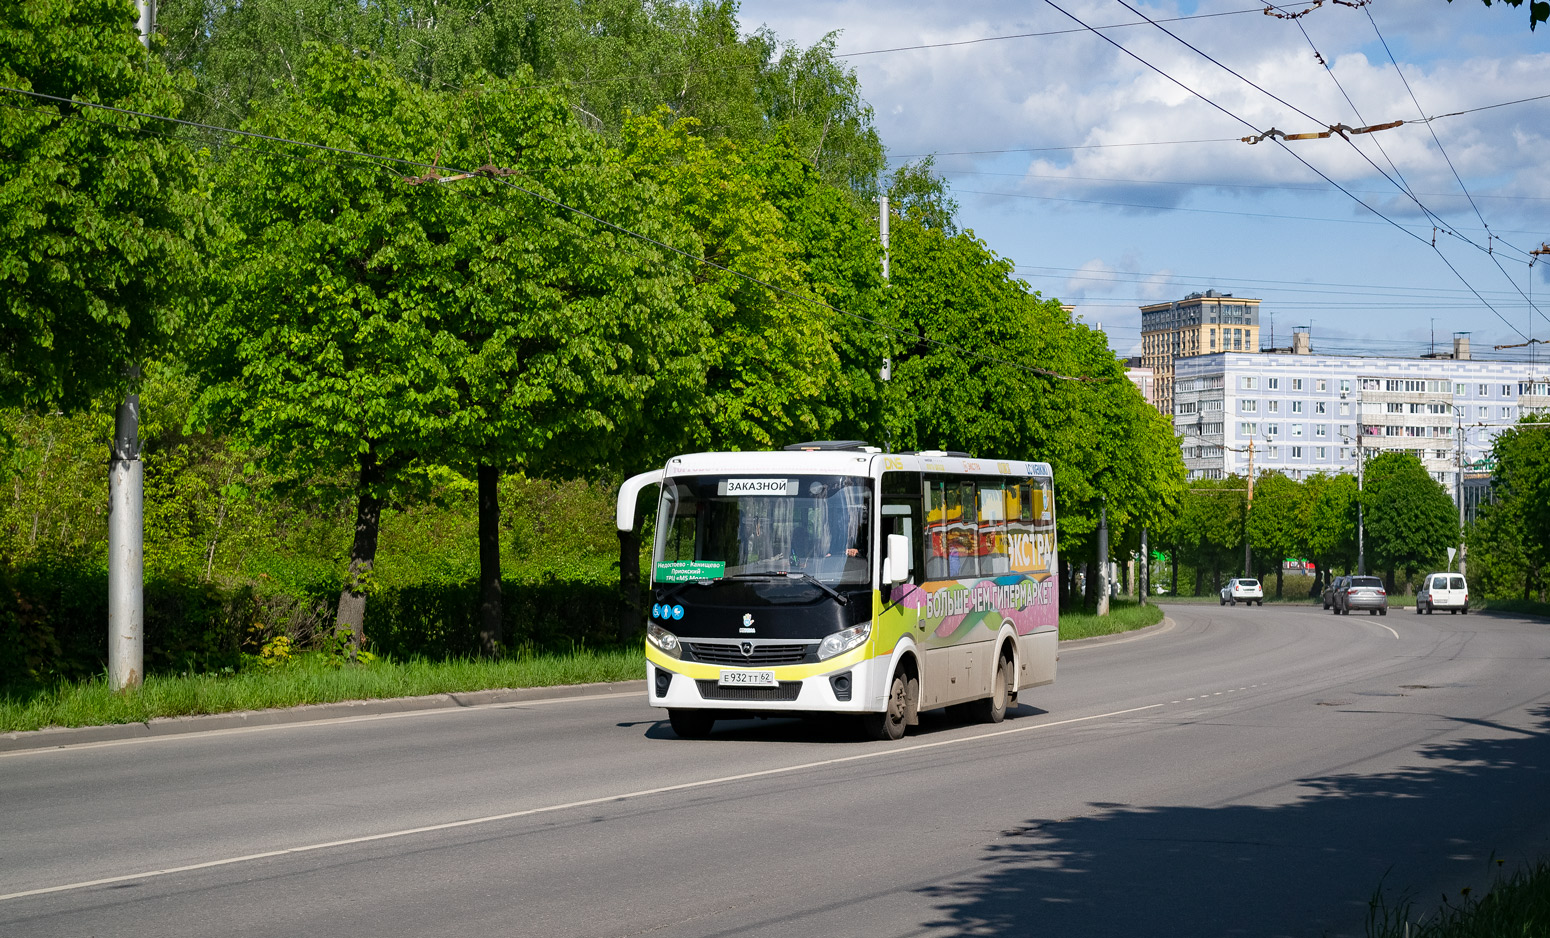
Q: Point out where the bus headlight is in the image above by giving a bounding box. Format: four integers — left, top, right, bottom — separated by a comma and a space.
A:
646, 622, 682, 658
817, 622, 871, 660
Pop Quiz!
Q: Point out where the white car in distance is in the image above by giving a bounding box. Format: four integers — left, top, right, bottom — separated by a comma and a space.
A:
1220, 578, 1264, 607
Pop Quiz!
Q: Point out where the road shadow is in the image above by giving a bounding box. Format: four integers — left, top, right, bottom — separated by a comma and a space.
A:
916, 704, 1550, 938
638, 703, 1049, 743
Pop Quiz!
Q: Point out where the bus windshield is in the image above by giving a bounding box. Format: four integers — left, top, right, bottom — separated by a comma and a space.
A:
655, 475, 872, 587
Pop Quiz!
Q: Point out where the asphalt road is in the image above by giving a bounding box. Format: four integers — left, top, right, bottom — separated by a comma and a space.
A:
3, 602, 1548, 938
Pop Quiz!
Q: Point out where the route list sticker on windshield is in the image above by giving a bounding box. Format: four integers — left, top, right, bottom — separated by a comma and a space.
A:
719, 478, 795, 497
655, 561, 727, 583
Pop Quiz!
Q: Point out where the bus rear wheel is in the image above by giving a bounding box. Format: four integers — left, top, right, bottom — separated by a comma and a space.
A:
862, 673, 914, 741
969, 657, 1012, 725
668, 709, 715, 740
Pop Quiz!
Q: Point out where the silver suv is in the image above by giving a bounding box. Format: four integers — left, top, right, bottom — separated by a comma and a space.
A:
1335, 576, 1388, 616
1416, 573, 1469, 615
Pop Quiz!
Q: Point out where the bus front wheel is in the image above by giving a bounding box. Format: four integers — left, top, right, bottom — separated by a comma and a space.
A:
862, 673, 913, 741
669, 709, 715, 740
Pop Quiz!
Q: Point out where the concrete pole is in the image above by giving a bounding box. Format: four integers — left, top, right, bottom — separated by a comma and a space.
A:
1457, 409, 1467, 576
1356, 386, 1366, 576
109, 394, 143, 691
110, 6, 152, 692
1139, 525, 1149, 607
1096, 499, 1110, 616
1243, 438, 1255, 578
879, 195, 889, 281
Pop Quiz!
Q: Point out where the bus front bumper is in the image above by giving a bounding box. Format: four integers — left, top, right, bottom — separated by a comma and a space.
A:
645, 644, 883, 714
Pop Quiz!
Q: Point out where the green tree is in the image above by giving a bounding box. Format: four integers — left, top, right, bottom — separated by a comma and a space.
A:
1469, 422, 1550, 599
1300, 471, 1358, 591
1362, 452, 1459, 592
1174, 477, 1245, 595
1247, 470, 1302, 598
157, 0, 886, 195
1, 0, 206, 411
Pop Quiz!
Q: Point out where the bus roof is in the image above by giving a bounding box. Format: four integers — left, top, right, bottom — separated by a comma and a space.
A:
661, 450, 1054, 480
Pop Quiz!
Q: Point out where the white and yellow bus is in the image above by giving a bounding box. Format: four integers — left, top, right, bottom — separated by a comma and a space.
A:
617, 441, 1058, 740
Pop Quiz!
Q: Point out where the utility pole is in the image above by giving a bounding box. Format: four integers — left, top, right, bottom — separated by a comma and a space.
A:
110, 1, 154, 692
1139, 526, 1149, 607
879, 194, 889, 281
1243, 437, 1255, 578
1096, 497, 1110, 616
1456, 403, 1466, 577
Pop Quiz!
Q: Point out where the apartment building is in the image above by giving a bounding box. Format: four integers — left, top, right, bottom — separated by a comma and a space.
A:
1172, 335, 1546, 500
1140, 291, 1261, 417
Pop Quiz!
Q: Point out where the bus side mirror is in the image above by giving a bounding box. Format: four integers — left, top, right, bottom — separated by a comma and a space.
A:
884, 533, 909, 585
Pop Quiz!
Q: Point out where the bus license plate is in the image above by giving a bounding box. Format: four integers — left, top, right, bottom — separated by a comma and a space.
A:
719, 669, 777, 687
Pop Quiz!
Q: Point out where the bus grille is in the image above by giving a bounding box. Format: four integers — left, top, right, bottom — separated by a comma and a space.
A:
685, 642, 814, 665
695, 680, 803, 702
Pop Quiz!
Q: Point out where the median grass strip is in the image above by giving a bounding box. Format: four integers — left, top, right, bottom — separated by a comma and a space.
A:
0, 648, 644, 734
1058, 600, 1165, 641
1367, 857, 1550, 937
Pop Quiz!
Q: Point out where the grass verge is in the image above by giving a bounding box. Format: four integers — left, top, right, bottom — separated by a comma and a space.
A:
1059, 599, 1165, 641
0, 648, 644, 734
4, 601, 1168, 734
1367, 857, 1550, 937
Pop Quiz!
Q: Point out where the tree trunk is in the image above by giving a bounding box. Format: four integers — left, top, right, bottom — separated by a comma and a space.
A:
1171, 549, 1178, 596
1083, 560, 1098, 612
1193, 557, 1203, 597
478, 463, 502, 657
1059, 556, 1071, 608
335, 446, 384, 653
1386, 567, 1396, 594
1310, 561, 1322, 599
1275, 565, 1283, 599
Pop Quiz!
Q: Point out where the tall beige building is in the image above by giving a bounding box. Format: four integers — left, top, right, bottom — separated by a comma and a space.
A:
1140, 290, 1261, 416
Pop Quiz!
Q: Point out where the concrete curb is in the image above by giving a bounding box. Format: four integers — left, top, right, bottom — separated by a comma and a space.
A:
0, 679, 647, 754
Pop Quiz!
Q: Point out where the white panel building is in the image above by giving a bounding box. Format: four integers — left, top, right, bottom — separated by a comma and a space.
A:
1172, 335, 1550, 497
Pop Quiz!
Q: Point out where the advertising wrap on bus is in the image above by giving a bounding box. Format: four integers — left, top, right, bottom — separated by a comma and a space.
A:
621, 446, 1059, 742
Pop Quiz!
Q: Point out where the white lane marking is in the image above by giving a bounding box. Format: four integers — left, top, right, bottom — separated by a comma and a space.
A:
1378, 623, 1400, 640
0, 702, 1164, 904
0, 691, 646, 759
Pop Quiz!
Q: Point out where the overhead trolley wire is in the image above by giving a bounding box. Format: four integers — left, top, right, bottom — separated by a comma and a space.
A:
0, 83, 1103, 385
1360, 5, 1549, 322
1043, 0, 1528, 340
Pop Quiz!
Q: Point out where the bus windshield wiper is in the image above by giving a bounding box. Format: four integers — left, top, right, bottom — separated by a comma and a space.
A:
730, 572, 848, 605
656, 579, 716, 604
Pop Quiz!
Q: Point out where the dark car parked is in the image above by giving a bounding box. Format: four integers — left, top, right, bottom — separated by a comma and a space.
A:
1335, 575, 1388, 616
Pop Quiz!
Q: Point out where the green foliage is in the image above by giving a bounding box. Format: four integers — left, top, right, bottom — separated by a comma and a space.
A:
1447, 0, 1550, 31
1362, 451, 1459, 581
1367, 856, 1550, 938
156, 0, 884, 195
0, 0, 208, 411
1247, 470, 1302, 595
1302, 471, 1359, 574
1466, 422, 1550, 599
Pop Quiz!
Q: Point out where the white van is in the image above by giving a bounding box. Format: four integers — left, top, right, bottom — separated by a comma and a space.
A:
1416, 573, 1469, 615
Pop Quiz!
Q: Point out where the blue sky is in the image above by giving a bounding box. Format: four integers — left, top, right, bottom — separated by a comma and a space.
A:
739, 0, 1550, 365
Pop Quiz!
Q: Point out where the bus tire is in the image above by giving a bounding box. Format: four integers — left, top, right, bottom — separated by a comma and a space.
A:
861, 673, 912, 741
969, 656, 1012, 725
669, 709, 715, 740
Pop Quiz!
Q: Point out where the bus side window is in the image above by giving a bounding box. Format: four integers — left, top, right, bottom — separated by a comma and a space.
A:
923, 476, 950, 580
949, 479, 978, 578
979, 480, 1008, 574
